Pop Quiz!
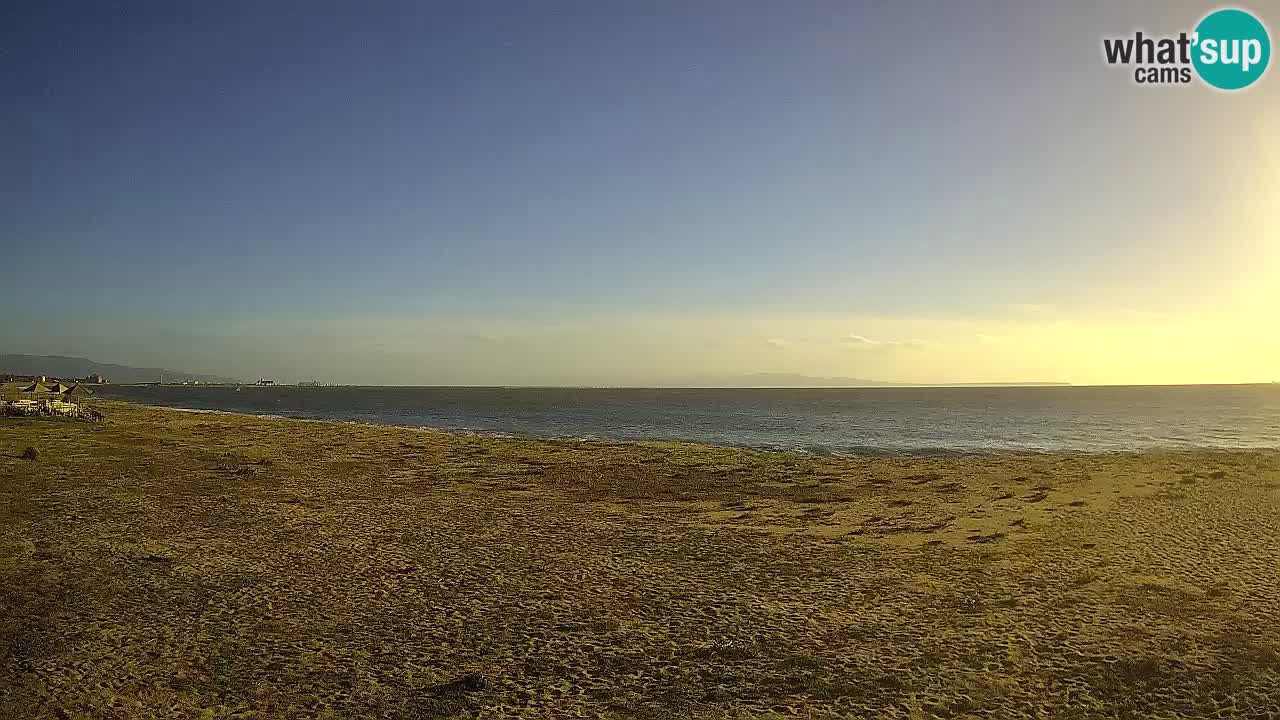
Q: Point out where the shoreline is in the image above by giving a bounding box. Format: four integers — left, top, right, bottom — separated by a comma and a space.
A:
4, 403, 1280, 717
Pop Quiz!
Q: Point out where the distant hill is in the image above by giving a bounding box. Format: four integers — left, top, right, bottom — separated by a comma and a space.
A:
0, 354, 239, 385
736, 373, 897, 387
733, 373, 1068, 388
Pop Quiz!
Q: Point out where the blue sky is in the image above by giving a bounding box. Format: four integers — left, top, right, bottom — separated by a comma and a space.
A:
3, 1, 1277, 384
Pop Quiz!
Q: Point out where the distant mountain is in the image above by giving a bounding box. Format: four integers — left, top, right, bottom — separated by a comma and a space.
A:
0, 354, 239, 385
731, 373, 1068, 388
736, 373, 897, 387
929, 381, 1072, 387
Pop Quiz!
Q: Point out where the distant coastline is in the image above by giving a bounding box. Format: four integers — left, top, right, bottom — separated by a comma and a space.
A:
1, 354, 1073, 388
0, 354, 236, 385
11, 352, 1277, 390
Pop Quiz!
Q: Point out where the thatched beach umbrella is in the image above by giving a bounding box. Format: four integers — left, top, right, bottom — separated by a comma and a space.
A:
20, 382, 53, 394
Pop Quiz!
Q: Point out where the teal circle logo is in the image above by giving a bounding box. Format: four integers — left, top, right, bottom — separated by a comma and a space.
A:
1192, 9, 1271, 90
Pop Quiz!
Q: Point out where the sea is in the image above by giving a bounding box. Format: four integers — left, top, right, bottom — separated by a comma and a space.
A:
96, 384, 1280, 455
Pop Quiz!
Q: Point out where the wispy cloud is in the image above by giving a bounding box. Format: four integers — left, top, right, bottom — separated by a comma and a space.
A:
893, 339, 933, 349
841, 333, 933, 350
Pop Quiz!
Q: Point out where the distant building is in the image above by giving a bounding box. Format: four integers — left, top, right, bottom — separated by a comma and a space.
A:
256, 379, 275, 386
82, 373, 107, 384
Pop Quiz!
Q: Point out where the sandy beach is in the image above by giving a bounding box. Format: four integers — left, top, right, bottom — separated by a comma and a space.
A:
3, 402, 1280, 719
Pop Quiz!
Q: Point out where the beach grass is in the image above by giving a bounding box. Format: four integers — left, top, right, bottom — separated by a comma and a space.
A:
3, 401, 1280, 718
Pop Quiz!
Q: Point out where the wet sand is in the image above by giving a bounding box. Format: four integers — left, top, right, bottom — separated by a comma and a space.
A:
3, 402, 1280, 718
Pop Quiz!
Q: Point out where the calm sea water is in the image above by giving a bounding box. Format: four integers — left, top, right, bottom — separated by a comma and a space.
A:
97, 384, 1280, 454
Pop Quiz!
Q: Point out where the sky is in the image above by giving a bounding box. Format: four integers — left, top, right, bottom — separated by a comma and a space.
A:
3, 1, 1277, 385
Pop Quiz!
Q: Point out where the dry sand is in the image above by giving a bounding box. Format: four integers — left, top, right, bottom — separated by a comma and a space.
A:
2, 401, 1279, 719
